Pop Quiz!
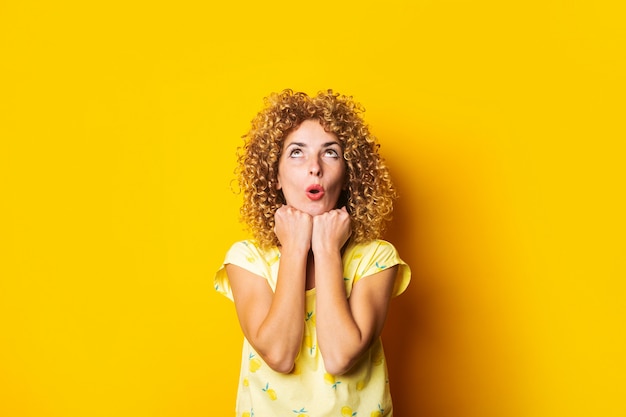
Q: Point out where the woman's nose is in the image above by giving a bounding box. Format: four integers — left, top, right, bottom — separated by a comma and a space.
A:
309, 158, 321, 176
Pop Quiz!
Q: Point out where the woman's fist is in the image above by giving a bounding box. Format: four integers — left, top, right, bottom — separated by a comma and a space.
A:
274, 205, 313, 252
311, 207, 352, 254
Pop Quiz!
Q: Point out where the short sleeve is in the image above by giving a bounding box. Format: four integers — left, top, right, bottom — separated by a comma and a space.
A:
354, 240, 411, 297
214, 240, 270, 301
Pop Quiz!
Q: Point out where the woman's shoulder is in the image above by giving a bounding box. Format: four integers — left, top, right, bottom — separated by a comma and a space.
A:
343, 239, 401, 273
215, 240, 281, 299
345, 239, 411, 296
227, 239, 277, 252
345, 239, 398, 257
227, 239, 258, 253
226, 239, 280, 265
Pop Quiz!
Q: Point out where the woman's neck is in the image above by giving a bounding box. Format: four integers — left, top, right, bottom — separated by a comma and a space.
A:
305, 251, 316, 290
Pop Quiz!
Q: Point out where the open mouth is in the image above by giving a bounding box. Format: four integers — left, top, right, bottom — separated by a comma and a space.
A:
306, 185, 325, 201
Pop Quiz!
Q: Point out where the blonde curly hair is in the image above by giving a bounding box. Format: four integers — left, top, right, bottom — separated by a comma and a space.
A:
236, 89, 397, 249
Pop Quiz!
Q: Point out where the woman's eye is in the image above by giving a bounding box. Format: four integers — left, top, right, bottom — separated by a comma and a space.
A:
324, 149, 340, 158
289, 149, 304, 158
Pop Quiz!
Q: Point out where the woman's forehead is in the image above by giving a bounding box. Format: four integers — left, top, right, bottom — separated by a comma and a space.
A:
281, 120, 338, 145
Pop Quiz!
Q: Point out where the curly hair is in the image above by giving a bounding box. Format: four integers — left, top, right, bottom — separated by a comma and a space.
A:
236, 89, 398, 249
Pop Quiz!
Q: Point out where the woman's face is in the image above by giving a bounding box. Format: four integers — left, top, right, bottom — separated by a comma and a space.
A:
276, 119, 346, 216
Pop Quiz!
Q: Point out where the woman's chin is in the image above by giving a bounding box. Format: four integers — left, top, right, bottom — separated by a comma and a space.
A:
291, 203, 335, 217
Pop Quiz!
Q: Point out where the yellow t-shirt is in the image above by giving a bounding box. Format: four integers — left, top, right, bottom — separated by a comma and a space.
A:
214, 239, 411, 417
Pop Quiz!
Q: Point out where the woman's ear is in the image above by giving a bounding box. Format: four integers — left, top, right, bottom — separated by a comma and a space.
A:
276, 176, 282, 190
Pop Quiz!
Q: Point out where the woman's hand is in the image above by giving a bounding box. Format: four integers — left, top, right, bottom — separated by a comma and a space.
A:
311, 206, 352, 255
274, 205, 313, 253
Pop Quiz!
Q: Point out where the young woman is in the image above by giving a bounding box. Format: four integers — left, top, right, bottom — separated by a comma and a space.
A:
214, 89, 411, 417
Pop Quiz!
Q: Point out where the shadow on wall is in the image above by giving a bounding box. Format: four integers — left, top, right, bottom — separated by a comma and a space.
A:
383, 179, 444, 416
383, 169, 470, 417
381, 155, 522, 417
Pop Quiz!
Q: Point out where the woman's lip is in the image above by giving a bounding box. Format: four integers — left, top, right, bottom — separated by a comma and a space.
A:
306, 190, 325, 201
306, 185, 325, 201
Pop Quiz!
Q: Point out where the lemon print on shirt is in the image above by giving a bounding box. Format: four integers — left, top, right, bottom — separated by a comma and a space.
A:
268, 253, 280, 265
324, 372, 341, 389
371, 404, 384, 417
304, 335, 315, 355
249, 353, 262, 372
305, 311, 316, 326
262, 383, 277, 400
292, 407, 308, 417
341, 406, 357, 416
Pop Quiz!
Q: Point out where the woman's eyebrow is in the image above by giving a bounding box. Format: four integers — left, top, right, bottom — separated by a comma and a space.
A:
322, 141, 342, 148
286, 142, 307, 148
285, 141, 341, 148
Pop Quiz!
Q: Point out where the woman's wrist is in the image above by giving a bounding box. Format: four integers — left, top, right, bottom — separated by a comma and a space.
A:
279, 244, 310, 261
311, 244, 342, 262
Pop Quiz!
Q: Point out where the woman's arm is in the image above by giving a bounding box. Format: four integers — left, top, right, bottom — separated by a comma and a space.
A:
312, 208, 398, 375
226, 205, 312, 374
315, 255, 397, 375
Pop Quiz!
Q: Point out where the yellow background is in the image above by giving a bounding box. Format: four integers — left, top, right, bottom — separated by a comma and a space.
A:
1, 1, 624, 416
